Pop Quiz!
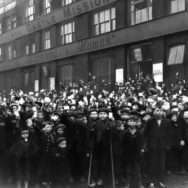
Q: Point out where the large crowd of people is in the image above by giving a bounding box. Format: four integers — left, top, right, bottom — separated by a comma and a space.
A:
0, 74, 188, 188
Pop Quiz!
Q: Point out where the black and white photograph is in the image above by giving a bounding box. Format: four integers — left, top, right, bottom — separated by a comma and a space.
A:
0, 0, 188, 188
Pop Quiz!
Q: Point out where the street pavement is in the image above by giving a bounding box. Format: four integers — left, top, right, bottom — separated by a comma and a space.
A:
0, 174, 188, 188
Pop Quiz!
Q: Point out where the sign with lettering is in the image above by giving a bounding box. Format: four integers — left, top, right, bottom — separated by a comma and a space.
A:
116, 68, 124, 84
49, 77, 55, 90
34, 80, 39, 92
153, 63, 163, 82
0, 0, 116, 45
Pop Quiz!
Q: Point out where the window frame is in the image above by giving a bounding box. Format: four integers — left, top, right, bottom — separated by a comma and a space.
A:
129, 43, 152, 63
6, 16, 17, 31
0, 22, 2, 35
25, 45, 30, 55
31, 43, 36, 54
60, 21, 75, 45
25, 0, 35, 22
0, 47, 2, 61
7, 45, 13, 60
130, 0, 153, 25
167, 44, 186, 66
93, 7, 116, 36
61, 0, 75, 7
169, 0, 186, 14
43, 30, 51, 50
43, 0, 51, 15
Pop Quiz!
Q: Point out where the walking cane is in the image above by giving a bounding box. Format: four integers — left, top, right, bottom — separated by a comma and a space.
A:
110, 133, 116, 188
88, 151, 93, 187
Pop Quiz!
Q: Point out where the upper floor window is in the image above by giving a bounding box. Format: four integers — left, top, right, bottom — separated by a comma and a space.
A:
32, 43, 36, 54
93, 7, 116, 36
26, 0, 35, 22
0, 47, 2, 61
25, 45, 30, 55
43, 30, 51, 49
62, 0, 75, 6
60, 21, 75, 45
0, 1, 16, 15
167, 44, 185, 65
170, 0, 185, 14
8, 45, 13, 60
6, 16, 17, 31
43, 0, 51, 15
13, 47, 16, 58
0, 23, 2, 35
130, 0, 152, 25
7, 44, 16, 60
130, 44, 152, 63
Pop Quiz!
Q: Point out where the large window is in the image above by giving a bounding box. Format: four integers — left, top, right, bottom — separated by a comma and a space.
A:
0, 1, 16, 15
130, 44, 152, 63
0, 47, 2, 61
32, 43, 36, 54
62, 0, 75, 6
130, 0, 152, 25
26, 0, 35, 22
43, 30, 51, 49
93, 8, 116, 36
60, 21, 75, 45
170, 0, 185, 14
43, 0, 51, 15
167, 45, 185, 65
8, 45, 13, 60
6, 16, 17, 31
25, 45, 30, 55
25, 42, 36, 55
0, 23, 2, 34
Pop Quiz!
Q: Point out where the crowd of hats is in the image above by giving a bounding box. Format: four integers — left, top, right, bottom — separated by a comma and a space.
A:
1, 74, 188, 120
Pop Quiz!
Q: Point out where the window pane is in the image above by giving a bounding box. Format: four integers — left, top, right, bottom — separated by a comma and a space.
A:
25, 45, 29, 55
131, 0, 152, 25
167, 45, 185, 65
179, 0, 185, 11
112, 20, 116, 30
32, 43, 36, 53
100, 12, 104, 22
176, 45, 185, 64
134, 48, 143, 62
111, 8, 116, 19
105, 22, 111, 32
105, 10, 110, 21
60, 21, 75, 44
170, 0, 185, 13
168, 47, 177, 65
94, 14, 99, 24
93, 7, 116, 35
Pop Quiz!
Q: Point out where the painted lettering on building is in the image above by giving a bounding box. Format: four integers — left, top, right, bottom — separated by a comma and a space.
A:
27, 0, 116, 33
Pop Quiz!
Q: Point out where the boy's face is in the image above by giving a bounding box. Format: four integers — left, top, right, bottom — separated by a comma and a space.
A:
127, 119, 136, 128
21, 131, 29, 140
99, 112, 108, 120
37, 112, 44, 120
171, 114, 178, 122
43, 124, 53, 133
